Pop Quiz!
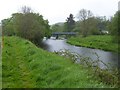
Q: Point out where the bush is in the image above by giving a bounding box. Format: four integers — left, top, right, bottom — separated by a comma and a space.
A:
2, 6, 51, 45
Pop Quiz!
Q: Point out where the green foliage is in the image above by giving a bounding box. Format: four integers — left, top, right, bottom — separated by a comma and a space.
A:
51, 23, 65, 32
76, 9, 109, 37
77, 9, 93, 37
107, 11, 120, 43
65, 14, 75, 32
0, 24, 2, 37
51, 14, 75, 33
2, 18, 16, 36
55, 49, 119, 87
90, 16, 109, 35
2, 36, 111, 88
2, 6, 51, 45
67, 35, 119, 53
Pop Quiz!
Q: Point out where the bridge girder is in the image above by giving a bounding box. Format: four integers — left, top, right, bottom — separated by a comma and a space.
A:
52, 32, 77, 35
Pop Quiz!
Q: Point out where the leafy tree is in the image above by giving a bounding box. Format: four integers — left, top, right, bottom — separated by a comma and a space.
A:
0, 23, 2, 36
2, 17, 16, 36
86, 17, 101, 35
76, 9, 110, 36
2, 6, 51, 45
51, 24, 59, 32
77, 9, 93, 37
66, 14, 75, 32
108, 11, 120, 43
96, 16, 109, 34
51, 23, 65, 32
89, 16, 109, 35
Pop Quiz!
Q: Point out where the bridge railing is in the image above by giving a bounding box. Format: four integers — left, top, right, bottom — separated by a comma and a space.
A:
52, 32, 77, 35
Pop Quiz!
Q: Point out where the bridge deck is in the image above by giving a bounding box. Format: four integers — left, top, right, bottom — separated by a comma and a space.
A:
52, 32, 76, 35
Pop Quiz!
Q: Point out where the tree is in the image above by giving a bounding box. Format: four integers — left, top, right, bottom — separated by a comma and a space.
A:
86, 17, 101, 35
88, 16, 109, 35
2, 6, 51, 45
21, 6, 32, 14
66, 14, 75, 32
77, 9, 93, 37
108, 11, 120, 43
2, 17, 16, 36
0, 23, 2, 37
51, 23, 65, 32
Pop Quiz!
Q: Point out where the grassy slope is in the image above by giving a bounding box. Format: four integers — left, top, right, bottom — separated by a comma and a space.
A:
67, 35, 118, 53
2, 36, 110, 88
0, 36, 2, 89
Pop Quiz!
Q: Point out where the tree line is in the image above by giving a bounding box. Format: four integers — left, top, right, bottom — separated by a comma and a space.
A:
2, 6, 51, 45
51, 9, 119, 43
2, 7, 119, 44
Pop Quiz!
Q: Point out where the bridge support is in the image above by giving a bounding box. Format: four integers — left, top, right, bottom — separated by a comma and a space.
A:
56, 35, 59, 39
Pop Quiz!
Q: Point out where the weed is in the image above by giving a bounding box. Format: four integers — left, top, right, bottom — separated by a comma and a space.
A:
55, 49, 119, 87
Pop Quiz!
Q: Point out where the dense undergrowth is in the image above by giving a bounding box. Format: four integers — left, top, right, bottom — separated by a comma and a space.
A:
2, 36, 114, 88
55, 49, 119, 87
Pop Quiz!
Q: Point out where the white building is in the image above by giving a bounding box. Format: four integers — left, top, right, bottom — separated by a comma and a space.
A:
101, 30, 109, 34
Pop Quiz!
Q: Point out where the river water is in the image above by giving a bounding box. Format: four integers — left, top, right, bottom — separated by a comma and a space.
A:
42, 38, 118, 69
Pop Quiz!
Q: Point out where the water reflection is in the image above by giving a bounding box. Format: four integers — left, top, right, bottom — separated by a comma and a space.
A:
42, 39, 118, 69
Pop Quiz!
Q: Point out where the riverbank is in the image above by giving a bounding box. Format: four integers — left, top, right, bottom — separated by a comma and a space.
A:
67, 35, 119, 53
2, 36, 111, 88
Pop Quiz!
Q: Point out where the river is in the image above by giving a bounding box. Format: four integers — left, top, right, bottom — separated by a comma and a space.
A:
41, 38, 118, 69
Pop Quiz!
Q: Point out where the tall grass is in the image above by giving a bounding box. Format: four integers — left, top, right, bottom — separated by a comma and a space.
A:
55, 49, 119, 87
67, 35, 119, 53
2, 36, 111, 88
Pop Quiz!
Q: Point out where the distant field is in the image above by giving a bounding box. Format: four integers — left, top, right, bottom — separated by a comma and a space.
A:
67, 35, 118, 53
2, 36, 110, 88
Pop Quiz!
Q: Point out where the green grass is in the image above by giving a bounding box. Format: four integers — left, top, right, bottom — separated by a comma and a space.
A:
67, 35, 118, 53
0, 38, 2, 89
2, 36, 111, 88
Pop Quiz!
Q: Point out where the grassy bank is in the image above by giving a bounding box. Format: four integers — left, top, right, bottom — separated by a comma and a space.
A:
67, 35, 118, 53
2, 36, 111, 88
0, 37, 2, 89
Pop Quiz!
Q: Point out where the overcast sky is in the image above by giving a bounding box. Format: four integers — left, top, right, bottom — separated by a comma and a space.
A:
0, 0, 119, 25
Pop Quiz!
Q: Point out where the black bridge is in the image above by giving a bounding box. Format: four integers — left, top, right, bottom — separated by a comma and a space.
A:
51, 32, 77, 39
52, 32, 77, 35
